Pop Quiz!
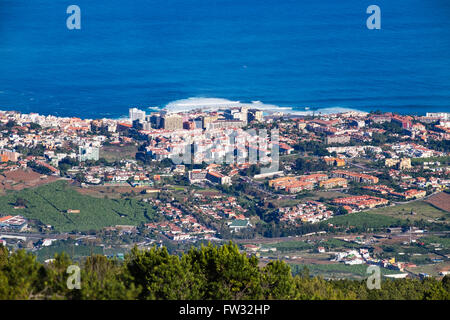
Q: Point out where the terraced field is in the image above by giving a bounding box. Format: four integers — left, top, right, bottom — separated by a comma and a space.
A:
0, 181, 159, 232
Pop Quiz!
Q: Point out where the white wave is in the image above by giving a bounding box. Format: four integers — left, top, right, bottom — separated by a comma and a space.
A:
313, 106, 368, 115
164, 97, 293, 114
163, 97, 367, 116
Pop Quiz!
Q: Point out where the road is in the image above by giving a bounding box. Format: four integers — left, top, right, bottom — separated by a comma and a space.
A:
233, 230, 449, 245
0, 231, 70, 241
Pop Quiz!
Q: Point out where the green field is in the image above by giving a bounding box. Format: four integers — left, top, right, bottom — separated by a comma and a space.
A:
258, 238, 362, 255
406, 262, 450, 277
0, 181, 159, 232
290, 263, 400, 279
328, 212, 402, 229
319, 238, 362, 250
35, 242, 104, 262
420, 235, 450, 247
367, 201, 448, 223
168, 185, 187, 191
261, 240, 314, 252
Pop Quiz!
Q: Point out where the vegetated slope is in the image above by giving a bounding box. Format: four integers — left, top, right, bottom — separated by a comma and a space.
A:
290, 263, 399, 279
0, 181, 159, 232
327, 212, 401, 229
368, 200, 448, 223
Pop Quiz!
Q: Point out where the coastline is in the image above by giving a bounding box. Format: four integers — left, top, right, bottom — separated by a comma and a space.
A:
0, 96, 447, 120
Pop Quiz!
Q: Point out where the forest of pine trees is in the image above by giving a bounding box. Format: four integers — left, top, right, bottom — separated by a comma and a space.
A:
0, 242, 449, 300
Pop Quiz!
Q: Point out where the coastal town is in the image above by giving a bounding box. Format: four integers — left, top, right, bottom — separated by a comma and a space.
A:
0, 106, 448, 280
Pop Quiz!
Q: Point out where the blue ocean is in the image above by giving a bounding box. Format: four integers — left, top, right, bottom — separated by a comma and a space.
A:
0, 0, 449, 118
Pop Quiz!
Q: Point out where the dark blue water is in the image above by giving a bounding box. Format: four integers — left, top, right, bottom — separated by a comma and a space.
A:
0, 0, 449, 118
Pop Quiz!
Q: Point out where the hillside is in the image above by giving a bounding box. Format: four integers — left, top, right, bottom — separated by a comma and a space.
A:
425, 192, 450, 213
0, 181, 159, 232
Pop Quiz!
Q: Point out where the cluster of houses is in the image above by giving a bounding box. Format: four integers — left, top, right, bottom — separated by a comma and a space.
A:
388, 168, 450, 191
72, 160, 154, 185
363, 185, 427, 200
278, 201, 333, 224
268, 170, 380, 194
331, 170, 379, 184
269, 174, 326, 193
141, 125, 275, 166
332, 248, 372, 265
144, 199, 216, 241
332, 248, 419, 273
391, 142, 444, 158
332, 195, 389, 212
269, 173, 347, 193
0, 111, 107, 169
191, 194, 248, 221
331, 247, 414, 272
327, 145, 383, 158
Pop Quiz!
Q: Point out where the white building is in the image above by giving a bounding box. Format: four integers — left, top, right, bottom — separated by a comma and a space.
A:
129, 108, 146, 123
78, 145, 99, 162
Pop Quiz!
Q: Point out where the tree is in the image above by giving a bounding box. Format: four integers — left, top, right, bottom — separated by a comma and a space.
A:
75, 173, 86, 183
0, 249, 43, 299
0, 243, 449, 300
71, 254, 140, 300
184, 242, 262, 299
14, 197, 27, 208
261, 260, 295, 299
28, 161, 52, 175
28, 122, 41, 131
159, 158, 173, 168
5, 120, 16, 129
126, 246, 199, 299
294, 157, 327, 173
